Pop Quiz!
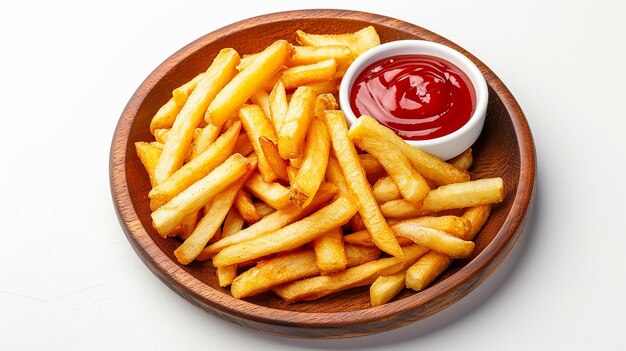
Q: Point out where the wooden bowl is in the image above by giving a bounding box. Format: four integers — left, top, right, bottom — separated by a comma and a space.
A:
110, 9, 535, 338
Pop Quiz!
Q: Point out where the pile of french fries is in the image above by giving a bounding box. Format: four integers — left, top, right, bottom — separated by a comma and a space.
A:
135, 26, 505, 306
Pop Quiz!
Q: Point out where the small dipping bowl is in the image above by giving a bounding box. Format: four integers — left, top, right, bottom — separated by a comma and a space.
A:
339, 40, 489, 160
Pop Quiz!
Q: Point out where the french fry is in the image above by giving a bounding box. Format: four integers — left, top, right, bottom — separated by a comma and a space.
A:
172, 72, 206, 106
135, 142, 163, 187
234, 189, 261, 224
150, 98, 182, 135
295, 26, 380, 56
207, 40, 293, 126
236, 53, 258, 72
231, 243, 380, 299
372, 176, 401, 203
354, 116, 470, 185
290, 118, 330, 207
304, 78, 340, 95
344, 230, 413, 247
405, 251, 452, 292
258, 136, 289, 182
448, 148, 473, 171
250, 89, 271, 119
198, 182, 337, 259
289, 45, 355, 71
359, 154, 386, 183
253, 202, 276, 217
324, 110, 403, 258
269, 80, 289, 134
153, 128, 169, 144
312, 227, 346, 275
179, 210, 201, 240
370, 270, 407, 307
281, 58, 337, 90
189, 123, 222, 160
273, 245, 427, 303
151, 153, 248, 237
217, 208, 246, 287
381, 178, 505, 218
313, 93, 338, 117
244, 171, 291, 210
286, 165, 299, 185
392, 222, 475, 258
239, 104, 279, 183
461, 204, 493, 240
325, 157, 350, 197
347, 213, 366, 232
212, 196, 357, 267
278, 86, 316, 159
235, 133, 254, 156
154, 49, 240, 184
148, 121, 241, 209
350, 119, 430, 206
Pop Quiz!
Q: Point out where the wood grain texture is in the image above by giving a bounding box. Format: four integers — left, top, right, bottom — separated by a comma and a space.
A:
109, 9, 536, 338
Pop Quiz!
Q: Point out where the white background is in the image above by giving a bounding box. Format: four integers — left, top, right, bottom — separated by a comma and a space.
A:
1, 0, 625, 350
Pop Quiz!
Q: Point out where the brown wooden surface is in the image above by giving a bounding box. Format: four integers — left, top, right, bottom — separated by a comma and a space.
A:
109, 9, 536, 338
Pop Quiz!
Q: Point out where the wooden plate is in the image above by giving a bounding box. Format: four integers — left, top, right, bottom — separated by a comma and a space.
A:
109, 9, 535, 338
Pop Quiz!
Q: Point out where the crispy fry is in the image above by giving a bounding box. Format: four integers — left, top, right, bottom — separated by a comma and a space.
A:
154, 49, 240, 184
295, 26, 380, 56
153, 128, 169, 144
234, 189, 261, 224
179, 210, 201, 240
278, 86, 316, 159
347, 213, 366, 232
151, 153, 248, 237
216, 208, 246, 287
172, 72, 206, 106
461, 204, 493, 240
313, 93, 338, 117
236, 53, 258, 71
198, 182, 337, 259
448, 148, 473, 171
304, 78, 340, 95
238, 104, 279, 183
358, 154, 386, 183
207, 40, 293, 126
354, 116, 470, 185
372, 176, 401, 203
244, 171, 291, 210
281, 58, 337, 90
212, 196, 357, 267
135, 142, 163, 187
189, 123, 222, 160
290, 118, 330, 207
258, 136, 289, 182
148, 121, 241, 209
235, 133, 254, 156
325, 156, 349, 197
324, 110, 403, 257
370, 270, 407, 307
312, 227, 346, 275
231, 244, 380, 299
381, 178, 505, 218
254, 202, 276, 218
405, 251, 452, 292
289, 45, 355, 71
250, 89, 271, 119
273, 245, 426, 303
269, 80, 289, 134
150, 98, 182, 135
350, 119, 430, 205
392, 222, 474, 258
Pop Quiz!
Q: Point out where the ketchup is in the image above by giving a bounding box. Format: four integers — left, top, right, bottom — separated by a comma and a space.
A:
350, 54, 475, 140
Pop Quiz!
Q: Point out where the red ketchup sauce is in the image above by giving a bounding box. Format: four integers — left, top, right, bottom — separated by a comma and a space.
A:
350, 54, 476, 140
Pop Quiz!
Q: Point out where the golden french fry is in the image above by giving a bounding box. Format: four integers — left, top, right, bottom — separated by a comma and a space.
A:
448, 148, 473, 171
381, 178, 505, 218
354, 116, 470, 185
154, 49, 240, 184
347, 213, 366, 232
313, 93, 338, 117
235, 133, 254, 156
236, 53, 258, 71
216, 208, 246, 287
273, 245, 426, 303
290, 118, 330, 207
212, 196, 357, 267
358, 154, 386, 183
325, 156, 350, 197
312, 227, 346, 275
172, 72, 206, 106
189, 123, 222, 160
324, 110, 403, 258
179, 210, 201, 240
148, 121, 241, 209
153, 128, 169, 144
392, 222, 475, 258
250, 89, 271, 119
295, 26, 380, 56
135, 142, 163, 187
370, 270, 407, 307
289, 45, 355, 71
372, 176, 401, 203
461, 204, 493, 240
150, 98, 182, 135
269, 80, 289, 135
281, 58, 337, 90
253, 202, 276, 217
258, 136, 289, 182
234, 189, 261, 224
230, 243, 380, 299
303, 78, 340, 95
278, 86, 316, 159
350, 119, 430, 206
207, 40, 293, 126
151, 153, 248, 237
239, 104, 279, 183
405, 251, 452, 291
244, 171, 291, 210
286, 165, 299, 184
343, 229, 413, 247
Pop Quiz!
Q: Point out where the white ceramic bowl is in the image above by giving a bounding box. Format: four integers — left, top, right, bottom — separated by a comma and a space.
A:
339, 40, 488, 160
